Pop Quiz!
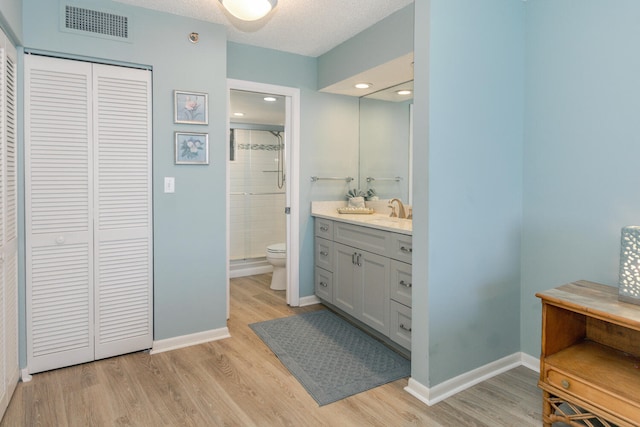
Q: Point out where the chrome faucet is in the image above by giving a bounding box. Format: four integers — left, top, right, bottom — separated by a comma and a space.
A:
388, 198, 406, 219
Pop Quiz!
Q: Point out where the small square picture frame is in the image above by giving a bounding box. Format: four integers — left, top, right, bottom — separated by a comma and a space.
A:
175, 132, 209, 165
174, 90, 208, 125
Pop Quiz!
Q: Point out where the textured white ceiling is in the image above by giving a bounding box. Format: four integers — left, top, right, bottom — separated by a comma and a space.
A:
114, 0, 414, 57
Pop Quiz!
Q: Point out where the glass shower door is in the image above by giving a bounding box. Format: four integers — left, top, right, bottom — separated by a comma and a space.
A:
229, 128, 286, 264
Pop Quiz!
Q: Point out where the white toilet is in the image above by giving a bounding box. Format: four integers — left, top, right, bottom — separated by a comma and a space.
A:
266, 243, 287, 290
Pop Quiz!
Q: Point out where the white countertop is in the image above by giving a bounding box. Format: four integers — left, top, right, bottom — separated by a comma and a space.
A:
311, 201, 412, 236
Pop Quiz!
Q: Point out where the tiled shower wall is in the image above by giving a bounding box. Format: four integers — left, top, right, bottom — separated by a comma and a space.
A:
229, 129, 286, 261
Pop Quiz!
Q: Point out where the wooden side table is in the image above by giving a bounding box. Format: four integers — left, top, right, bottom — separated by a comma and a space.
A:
536, 280, 640, 426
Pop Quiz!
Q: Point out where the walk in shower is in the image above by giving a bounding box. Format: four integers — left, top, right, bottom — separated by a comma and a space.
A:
229, 126, 286, 277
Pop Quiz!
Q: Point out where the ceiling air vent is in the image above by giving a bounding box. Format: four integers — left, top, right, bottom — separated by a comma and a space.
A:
63, 5, 130, 41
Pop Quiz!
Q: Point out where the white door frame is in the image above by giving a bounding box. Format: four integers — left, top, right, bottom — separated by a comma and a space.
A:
226, 79, 301, 315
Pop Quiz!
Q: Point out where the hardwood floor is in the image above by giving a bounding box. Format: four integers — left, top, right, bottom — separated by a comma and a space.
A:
2, 274, 545, 426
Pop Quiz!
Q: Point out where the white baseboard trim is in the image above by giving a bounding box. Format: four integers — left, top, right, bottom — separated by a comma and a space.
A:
405, 352, 523, 406
299, 295, 321, 307
229, 265, 272, 278
151, 327, 231, 355
520, 352, 540, 372
21, 368, 32, 382
405, 377, 431, 406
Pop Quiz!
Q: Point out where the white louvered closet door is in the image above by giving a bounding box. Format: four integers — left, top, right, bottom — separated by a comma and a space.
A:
0, 29, 18, 419
25, 56, 152, 373
93, 64, 152, 360
25, 55, 94, 373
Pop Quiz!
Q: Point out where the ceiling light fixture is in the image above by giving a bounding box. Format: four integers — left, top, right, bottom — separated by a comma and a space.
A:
396, 90, 412, 96
264, 96, 277, 102
233, 112, 245, 117
354, 83, 372, 89
218, 0, 277, 21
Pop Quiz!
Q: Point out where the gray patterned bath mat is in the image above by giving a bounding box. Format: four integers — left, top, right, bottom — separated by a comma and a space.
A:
249, 309, 410, 406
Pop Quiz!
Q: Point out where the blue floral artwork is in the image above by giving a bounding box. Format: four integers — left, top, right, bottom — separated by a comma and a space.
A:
175, 132, 209, 165
174, 91, 208, 124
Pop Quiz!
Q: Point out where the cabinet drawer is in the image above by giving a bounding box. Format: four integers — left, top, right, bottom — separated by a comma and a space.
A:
545, 368, 640, 423
390, 234, 412, 263
315, 237, 333, 271
334, 222, 390, 257
315, 218, 334, 239
389, 300, 412, 350
390, 260, 412, 307
315, 267, 333, 302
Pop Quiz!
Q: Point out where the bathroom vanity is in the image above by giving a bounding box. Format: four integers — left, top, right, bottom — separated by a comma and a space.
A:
312, 202, 412, 352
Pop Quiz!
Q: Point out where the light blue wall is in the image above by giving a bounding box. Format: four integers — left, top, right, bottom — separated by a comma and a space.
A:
317, 4, 414, 90
227, 42, 317, 90
227, 42, 360, 298
411, 0, 430, 384
0, 0, 22, 43
21, 0, 228, 366
521, 0, 640, 357
415, 0, 525, 386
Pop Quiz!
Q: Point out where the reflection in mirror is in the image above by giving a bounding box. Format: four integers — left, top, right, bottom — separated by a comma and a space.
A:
359, 81, 413, 204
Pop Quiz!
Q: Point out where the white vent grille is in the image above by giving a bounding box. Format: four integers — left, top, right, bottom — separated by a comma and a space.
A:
65, 5, 129, 39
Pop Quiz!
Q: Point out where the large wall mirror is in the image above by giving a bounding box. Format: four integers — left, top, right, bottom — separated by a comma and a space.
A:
359, 80, 413, 204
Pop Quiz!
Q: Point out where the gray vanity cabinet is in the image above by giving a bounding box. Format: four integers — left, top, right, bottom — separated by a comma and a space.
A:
334, 242, 390, 335
313, 217, 412, 350
314, 266, 333, 302
389, 260, 412, 349
314, 219, 334, 301
333, 242, 358, 314
359, 250, 391, 334
390, 260, 412, 307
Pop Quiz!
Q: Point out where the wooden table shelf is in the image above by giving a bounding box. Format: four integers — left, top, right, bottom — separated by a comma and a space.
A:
537, 281, 640, 427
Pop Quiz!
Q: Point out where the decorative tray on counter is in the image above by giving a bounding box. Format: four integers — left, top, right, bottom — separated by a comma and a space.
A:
337, 207, 375, 215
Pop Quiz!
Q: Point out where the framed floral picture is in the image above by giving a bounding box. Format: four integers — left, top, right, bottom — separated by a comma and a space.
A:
174, 90, 208, 124
175, 132, 209, 165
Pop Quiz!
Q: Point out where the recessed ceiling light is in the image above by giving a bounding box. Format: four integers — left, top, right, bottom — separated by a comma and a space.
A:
354, 83, 372, 89
396, 90, 412, 96
264, 96, 277, 102
233, 112, 244, 117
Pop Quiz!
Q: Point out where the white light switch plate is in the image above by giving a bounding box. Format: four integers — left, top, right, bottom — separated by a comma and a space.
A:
164, 177, 175, 193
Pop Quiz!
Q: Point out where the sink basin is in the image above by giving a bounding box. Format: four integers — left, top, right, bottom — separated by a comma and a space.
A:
367, 217, 411, 228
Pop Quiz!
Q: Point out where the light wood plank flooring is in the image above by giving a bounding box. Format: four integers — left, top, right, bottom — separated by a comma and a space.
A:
2, 274, 545, 426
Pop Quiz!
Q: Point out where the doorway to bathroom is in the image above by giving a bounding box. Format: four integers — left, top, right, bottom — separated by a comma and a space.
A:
229, 125, 285, 277
226, 79, 300, 314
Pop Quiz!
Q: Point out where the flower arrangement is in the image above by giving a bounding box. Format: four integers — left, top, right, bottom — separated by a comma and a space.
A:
180, 136, 205, 160
174, 91, 208, 125
366, 188, 377, 200
346, 188, 378, 201
181, 97, 202, 121
346, 188, 367, 199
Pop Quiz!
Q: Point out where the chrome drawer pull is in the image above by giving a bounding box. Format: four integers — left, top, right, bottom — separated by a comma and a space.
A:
320, 251, 328, 257
399, 280, 412, 288
320, 225, 329, 232
561, 379, 570, 389
399, 323, 412, 332
319, 281, 328, 287
400, 246, 412, 253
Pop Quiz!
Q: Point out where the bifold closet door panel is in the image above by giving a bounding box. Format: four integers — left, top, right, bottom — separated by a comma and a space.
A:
93, 64, 152, 360
0, 31, 19, 418
25, 55, 95, 373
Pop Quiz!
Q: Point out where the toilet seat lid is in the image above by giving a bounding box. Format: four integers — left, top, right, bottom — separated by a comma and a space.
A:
267, 243, 286, 253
